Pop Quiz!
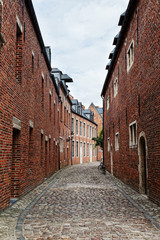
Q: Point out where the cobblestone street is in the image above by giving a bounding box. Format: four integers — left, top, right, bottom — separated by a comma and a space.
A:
0, 162, 160, 240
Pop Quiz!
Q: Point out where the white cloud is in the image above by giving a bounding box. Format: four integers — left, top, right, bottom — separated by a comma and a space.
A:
32, 0, 129, 107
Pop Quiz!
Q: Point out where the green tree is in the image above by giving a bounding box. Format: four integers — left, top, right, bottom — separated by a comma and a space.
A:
92, 128, 103, 150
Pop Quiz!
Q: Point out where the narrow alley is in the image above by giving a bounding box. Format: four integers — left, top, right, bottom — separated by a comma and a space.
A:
0, 162, 160, 240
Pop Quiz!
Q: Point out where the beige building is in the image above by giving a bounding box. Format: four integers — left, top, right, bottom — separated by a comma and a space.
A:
71, 99, 97, 165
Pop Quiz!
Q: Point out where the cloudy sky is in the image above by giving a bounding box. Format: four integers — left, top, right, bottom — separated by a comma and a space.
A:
32, 0, 129, 108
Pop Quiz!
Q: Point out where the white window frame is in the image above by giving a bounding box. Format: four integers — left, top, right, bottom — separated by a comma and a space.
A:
107, 96, 109, 110
114, 78, 118, 97
80, 121, 82, 136
76, 119, 78, 135
71, 117, 74, 133
129, 120, 137, 147
87, 142, 89, 156
127, 40, 134, 72
72, 140, 74, 157
83, 123, 86, 137
90, 126, 92, 139
107, 137, 110, 152
115, 132, 119, 151
87, 125, 89, 138
83, 142, 86, 157
76, 141, 79, 157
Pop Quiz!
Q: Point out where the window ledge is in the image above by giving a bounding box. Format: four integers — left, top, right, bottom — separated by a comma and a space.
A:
129, 144, 137, 148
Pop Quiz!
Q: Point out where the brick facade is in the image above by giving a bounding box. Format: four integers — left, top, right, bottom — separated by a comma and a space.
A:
59, 86, 72, 169
89, 103, 103, 161
71, 112, 97, 165
0, 0, 59, 210
101, 0, 160, 204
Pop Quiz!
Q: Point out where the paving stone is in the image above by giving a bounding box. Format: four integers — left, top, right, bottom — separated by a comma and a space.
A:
0, 162, 160, 239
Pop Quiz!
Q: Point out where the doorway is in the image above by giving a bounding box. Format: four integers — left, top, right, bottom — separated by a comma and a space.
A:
139, 135, 148, 194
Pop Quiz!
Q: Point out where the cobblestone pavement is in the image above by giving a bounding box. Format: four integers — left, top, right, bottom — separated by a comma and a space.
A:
0, 162, 160, 240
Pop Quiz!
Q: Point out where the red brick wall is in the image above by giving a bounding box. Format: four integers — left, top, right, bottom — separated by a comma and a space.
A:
0, 0, 59, 210
103, 0, 160, 204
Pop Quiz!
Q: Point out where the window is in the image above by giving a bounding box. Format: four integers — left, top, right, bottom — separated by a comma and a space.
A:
115, 133, 119, 151
92, 127, 94, 138
80, 121, 82, 136
76, 120, 78, 135
107, 96, 109, 110
95, 128, 97, 138
127, 41, 134, 71
29, 127, 33, 159
107, 137, 110, 152
114, 78, 118, 97
72, 141, 74, 157
90, 126, 92, 139
49, 138, 51, 163
32, 51, 34, 73
87, 143, 89, 156
76, 141, 79, 157
54, 102, 56, 125
83, 142, 86, 157
87, 125, 89, 138
41, 76, 44, 110
60, 138, 63, 153
83, 123, 86, 137
71, 118, 74, 133
49, 93, 51, 120
129, 121, 137, 147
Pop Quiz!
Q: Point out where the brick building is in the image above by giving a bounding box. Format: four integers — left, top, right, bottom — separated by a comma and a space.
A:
0, 0, 60, 210
101, 0, 160, 204
71, 99, 97, 165
51, 69, 73, 169
89, 103, 103, 161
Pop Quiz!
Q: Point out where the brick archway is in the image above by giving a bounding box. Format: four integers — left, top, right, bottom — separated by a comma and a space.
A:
138, 132, 148, 195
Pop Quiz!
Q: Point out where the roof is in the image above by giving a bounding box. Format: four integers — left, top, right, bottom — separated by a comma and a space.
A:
101, 0, 139, 97
118, 11, 126, 26
61, 74, 73, 82
25, 0, 51, 70
97, 108, 103, 115
51, 68, 62, 74
113, 32, 120, 45
72, 109, 97, 126
109, 48, 116, 59
89, 103, 103, 120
